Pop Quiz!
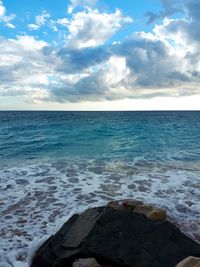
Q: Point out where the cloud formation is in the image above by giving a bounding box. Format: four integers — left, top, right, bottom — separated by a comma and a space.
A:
67, 0, 97, 14
0, 0, 5, 17
66, 8, 133, 48
146, 0, 182, 24
28, 11, 50, 30
0, 0, 15, 28
1, 0, 200, 106
0, 35, 55, 102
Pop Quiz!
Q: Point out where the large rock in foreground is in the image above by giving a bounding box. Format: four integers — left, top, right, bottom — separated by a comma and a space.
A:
31, 203, 200, 267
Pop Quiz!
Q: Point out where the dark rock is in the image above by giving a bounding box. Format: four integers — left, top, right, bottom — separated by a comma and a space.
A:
31, 204, 200, 267
73, 258, 101, 267
72, 258, 117, 267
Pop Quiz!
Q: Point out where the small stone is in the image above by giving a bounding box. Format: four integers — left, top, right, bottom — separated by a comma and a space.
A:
107, 201, 121, 210
73, 258, 101, 267
107, 200, 167, 221
122, 199, 143, 211
176, 256, 200, 267
107, 199, 143, 212
147, 208, 167, 221
134, 204, 153, 216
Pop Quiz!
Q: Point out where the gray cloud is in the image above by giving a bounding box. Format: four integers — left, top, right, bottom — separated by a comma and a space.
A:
47, 34, 197, 102
154, 0, 200, 44
146, 0, 182, 24
56, 46, 111, 73
146, 0, 200, 28
113, 37, 191, 89
49, 71, 108, 102
184, 0, 200, 21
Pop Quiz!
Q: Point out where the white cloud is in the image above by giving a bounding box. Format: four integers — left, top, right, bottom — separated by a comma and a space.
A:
0, 0, 6, 17
0, 0, 16, 27
67, 0, 97, 14
27, 12, 67, 32
6, 22, 15, 28
68, 0, 81, 14
0, 35, 61, 103
66, 8, 133, 48
103, 56, 130, 94
28, 23, 40, 31
28, 11, 50, 31
57, 18, 70, 27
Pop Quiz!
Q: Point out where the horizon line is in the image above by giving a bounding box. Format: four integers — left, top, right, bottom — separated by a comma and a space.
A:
0, 109, 200, 112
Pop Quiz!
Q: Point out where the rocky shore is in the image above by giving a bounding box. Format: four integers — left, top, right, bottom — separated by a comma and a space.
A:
31, 200, 200, 267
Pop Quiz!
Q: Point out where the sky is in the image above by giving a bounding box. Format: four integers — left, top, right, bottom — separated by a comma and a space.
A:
0, 0, 200, 110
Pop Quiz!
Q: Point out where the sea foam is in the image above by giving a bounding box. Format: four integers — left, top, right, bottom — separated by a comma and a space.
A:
0, 157, 200, 266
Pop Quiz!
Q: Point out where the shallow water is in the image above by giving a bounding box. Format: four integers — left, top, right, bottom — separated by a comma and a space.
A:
0, 111, 200, 266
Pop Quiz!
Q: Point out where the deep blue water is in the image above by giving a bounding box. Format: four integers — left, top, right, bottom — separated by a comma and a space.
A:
1, 111, 200, 264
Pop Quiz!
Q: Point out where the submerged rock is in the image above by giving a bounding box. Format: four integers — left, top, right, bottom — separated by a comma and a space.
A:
31, 200, 200, 267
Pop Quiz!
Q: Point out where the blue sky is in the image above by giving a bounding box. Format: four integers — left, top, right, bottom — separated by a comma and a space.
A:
1, 0, 160, 41
0, 0, 200, 110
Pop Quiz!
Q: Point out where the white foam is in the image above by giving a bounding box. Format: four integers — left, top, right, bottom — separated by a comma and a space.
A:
0, 157, 200, 266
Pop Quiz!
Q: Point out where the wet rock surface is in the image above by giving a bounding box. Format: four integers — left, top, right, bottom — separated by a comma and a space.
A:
72, 258, 117, 267
31, 201, 200, 267
176, 256, 200, 267
72, 258, 102, 267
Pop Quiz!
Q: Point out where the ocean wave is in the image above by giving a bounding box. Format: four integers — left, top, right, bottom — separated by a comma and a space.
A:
1, 157, 200, 266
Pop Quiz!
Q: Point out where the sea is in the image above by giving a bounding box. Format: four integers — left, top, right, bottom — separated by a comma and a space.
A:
0, 111, 200, 266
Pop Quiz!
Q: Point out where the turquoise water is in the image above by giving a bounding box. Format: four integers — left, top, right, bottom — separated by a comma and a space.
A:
1, 111, 200, 162
0, 111, 200, 265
